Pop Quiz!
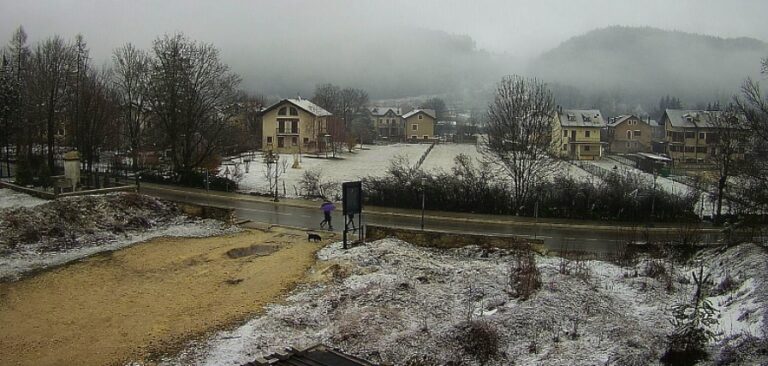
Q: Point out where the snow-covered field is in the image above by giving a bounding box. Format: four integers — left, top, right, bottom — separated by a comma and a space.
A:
161, 239, 767, 366
0, 188, 47, 209
233, 144, 430, 195
232, 143, 598, 198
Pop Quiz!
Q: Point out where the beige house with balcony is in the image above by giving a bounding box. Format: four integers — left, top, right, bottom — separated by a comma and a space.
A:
261, 98, 331, 153
552, 108, 605, 160
606, 115, 653, 154
662, 109, 726, 166
402, 109, 436, 141
369, 106, 404, 141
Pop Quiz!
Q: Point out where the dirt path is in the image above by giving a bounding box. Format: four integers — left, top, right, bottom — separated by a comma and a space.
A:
0, 227, 333, 366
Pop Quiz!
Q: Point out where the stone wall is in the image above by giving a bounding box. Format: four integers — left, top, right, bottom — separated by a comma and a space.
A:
365, 224, 545, 253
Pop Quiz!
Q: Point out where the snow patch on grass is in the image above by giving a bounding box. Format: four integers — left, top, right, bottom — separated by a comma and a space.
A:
0, 188, 47, 209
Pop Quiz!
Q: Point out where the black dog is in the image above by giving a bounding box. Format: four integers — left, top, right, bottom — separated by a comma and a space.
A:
307, 233, 322, 242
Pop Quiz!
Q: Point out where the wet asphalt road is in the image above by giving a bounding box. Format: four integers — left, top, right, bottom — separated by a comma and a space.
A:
141, 184, 723, 254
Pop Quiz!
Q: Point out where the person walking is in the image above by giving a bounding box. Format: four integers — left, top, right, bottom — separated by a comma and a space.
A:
320, 200, 336, 230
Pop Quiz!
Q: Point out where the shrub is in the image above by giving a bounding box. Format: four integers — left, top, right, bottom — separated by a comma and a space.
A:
509, 251, 541, 300
455, 320, 501, 366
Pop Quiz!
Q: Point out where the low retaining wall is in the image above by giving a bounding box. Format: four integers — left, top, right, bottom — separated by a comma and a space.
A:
365, 224, 545, 253
0, 181, 136, 199
177, 202, 236, 225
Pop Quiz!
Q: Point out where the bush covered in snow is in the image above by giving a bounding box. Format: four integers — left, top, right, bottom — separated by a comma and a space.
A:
363, 154, 697, 222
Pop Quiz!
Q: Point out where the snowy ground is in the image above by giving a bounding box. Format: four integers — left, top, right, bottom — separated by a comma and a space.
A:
231, 144, 430, 196
0, 192, 241, 281
160, 240, 767, 366
0, 188, 47, 209
231, 143, 598, 198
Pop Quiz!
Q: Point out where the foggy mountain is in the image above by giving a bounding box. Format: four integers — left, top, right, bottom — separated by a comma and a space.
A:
222, 26, 517, 100
529, 26, 768, 110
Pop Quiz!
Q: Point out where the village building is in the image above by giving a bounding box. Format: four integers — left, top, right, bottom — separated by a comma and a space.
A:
261, 98, 331, 153
402, 108, 436, 141
369, 106, 403, 141
552, 108, 605, 160
605, 115, 654, 154
661, 109, 726, 166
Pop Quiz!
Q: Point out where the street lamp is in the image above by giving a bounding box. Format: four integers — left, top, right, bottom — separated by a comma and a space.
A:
421, 176, 427, 230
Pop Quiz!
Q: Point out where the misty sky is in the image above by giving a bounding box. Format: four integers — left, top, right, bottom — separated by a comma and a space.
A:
2, 0, 767, 60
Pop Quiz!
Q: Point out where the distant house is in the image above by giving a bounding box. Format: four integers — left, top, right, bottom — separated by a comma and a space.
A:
662, 109, 721, 165
552, 108, 605, 160
402, 109, 436, 141
369, 106, 403, 141
606, 115, 653, 154
261, 98, 331, 153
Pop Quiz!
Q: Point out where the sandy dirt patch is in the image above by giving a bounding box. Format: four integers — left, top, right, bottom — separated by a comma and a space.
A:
0, 227, 334, 366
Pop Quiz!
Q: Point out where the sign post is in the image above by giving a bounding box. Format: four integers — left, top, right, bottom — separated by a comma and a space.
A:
342, 181, 363, 249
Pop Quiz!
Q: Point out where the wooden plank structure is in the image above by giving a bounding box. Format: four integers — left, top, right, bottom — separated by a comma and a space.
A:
242, 344, 375, 366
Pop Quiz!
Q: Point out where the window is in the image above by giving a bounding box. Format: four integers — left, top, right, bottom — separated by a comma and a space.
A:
584, 145, 591, 151
303, 137, 309, 144
685, 146, 695, 153
277, 137, 284, 148
563, 130, 568, 137
634, 130, 641, 137
289, 107, 298, 116
696, 146, 707, 153
278, 107, 287, 116
562, 144, 567, 150
585, 131, 591, 138
412, 124, 418, 131
411, 135, 417, 139
418, 114, 423, 120
266, 136, 273, 143
685, 131, 695, 139
627, 131, 632, 140
699, 132, 705, 139
291, 137, 298, 146
423, 135, 428, 139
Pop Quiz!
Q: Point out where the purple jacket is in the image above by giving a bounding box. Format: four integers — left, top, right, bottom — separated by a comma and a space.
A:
321, 202, 336, 213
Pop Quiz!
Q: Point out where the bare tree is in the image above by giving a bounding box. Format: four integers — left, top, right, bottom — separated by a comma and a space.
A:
0, 53, 19, 177
146, 33, 241, 179
112, 42, 150, 171
5, 27, 31, 165
479, 75, 559, 215
708, 108, 748, 223
312, 83, 368, 128
422, 97, 448, 120
734, 57, 768, 214
27, 35, 74, 172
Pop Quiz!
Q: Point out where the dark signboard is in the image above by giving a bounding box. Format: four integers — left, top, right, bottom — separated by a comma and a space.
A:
342, 181, 362, 215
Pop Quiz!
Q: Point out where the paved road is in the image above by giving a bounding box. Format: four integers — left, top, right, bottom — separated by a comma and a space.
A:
140, 184, 724, 254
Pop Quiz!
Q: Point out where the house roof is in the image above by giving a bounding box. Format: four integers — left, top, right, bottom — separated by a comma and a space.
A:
402, 109, 436, 119
663, 109, 722, 129
607, 114, 657, 127
369, 106, 402, 116
242, 344, 374, 366
263, 98, 332, 117
557, 109, 605, 127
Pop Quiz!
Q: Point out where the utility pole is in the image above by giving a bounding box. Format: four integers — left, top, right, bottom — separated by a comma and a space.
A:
421, 177, 426, 230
